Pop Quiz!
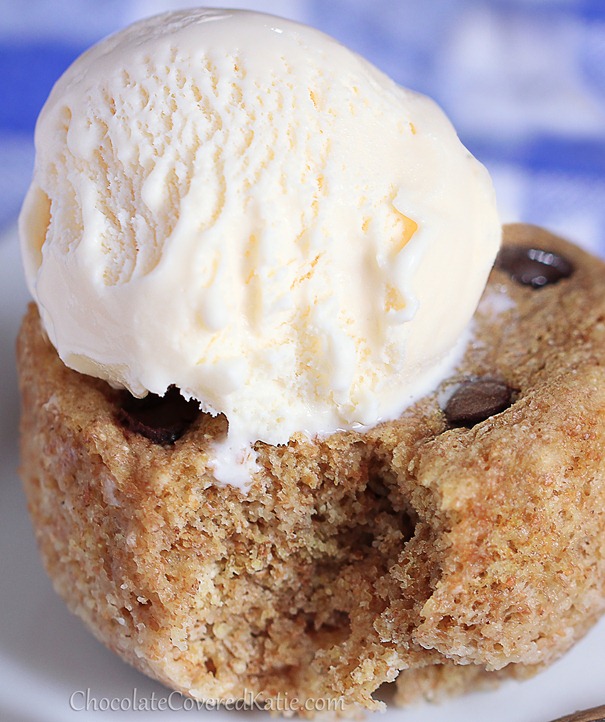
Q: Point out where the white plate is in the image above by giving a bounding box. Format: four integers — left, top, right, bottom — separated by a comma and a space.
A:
1, 225, 604, 722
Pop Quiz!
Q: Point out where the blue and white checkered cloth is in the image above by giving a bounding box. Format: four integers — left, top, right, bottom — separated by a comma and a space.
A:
1, 0, 604, 254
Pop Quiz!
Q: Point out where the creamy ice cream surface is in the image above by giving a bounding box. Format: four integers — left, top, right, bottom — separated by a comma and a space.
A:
20, 8, 501, 486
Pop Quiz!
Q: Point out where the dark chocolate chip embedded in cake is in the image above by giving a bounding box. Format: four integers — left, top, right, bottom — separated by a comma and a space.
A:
496, 245, 574, 288
443, 378, 513, 427
117, 386, 201, 444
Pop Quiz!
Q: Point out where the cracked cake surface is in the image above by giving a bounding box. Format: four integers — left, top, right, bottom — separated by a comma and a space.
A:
17, 224, 605, 714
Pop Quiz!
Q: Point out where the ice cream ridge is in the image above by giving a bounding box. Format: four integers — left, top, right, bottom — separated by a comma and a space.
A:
20, 8, 501, 487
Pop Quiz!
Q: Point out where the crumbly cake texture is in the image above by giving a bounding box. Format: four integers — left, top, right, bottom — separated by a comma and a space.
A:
17, 224, 605, 715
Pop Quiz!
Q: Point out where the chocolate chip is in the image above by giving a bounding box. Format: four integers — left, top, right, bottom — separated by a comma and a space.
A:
118, 386, 200, 444
496, 245, 574, 288
444, 379, 512, 427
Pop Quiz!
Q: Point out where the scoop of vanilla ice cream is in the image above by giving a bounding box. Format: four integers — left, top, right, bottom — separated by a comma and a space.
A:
20, 9, 500, 485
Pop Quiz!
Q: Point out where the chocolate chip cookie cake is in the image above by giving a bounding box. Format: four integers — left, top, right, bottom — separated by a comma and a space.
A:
17, 224, 605, 714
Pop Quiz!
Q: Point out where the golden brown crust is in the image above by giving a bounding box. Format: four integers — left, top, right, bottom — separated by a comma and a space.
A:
17, 224, 605, 714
